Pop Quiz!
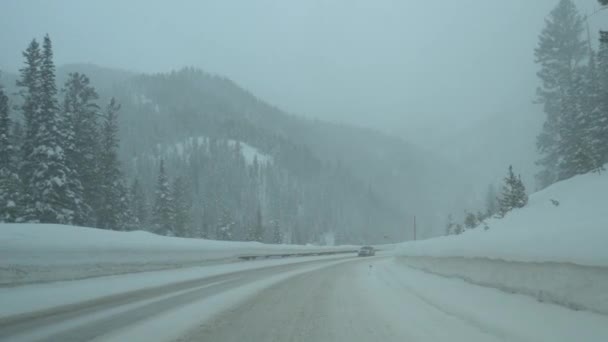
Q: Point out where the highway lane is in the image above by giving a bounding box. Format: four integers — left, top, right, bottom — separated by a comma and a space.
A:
0, 255, 357, 342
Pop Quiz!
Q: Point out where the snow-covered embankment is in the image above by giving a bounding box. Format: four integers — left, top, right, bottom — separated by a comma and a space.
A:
0, 224, 355, 285
397, 170, 608, 314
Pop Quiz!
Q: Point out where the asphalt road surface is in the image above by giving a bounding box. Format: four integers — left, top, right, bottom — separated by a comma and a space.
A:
2, 255, 607, 342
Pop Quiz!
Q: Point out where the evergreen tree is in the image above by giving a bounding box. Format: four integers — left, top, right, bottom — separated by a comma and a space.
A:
464, 211, 478, 230
454, 224, 464, 235
129, 178, 148, 230
97, 98, 128, 230
62, 73, 100, 224
20, 35, 86, 224
0, 84, 22, 222
535, 0, 588, 187
498, 165, 528, 217
171, 176, 191, 237
152, 159, 174, 235
17, 39, 42, 169
513, 175, 529, 209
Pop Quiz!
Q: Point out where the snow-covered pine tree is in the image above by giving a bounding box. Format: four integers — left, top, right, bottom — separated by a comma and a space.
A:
171, 176, 191, 237
557, 69, 598, 178
463, 211, 478, 230
62, 73, 100, 224
0, 83, 22, 222
129, 178, 148, 230
498, 165, 528, 217
498, 165, 517, 217
454, 224, 464, 235
17, 39, 42, 170
535, 0, 588, 188
152, 159, 174, 235
97, 98, 128, 230
513, 175, 529, 209
20, 35, 87, 224
581, 30, 606, 173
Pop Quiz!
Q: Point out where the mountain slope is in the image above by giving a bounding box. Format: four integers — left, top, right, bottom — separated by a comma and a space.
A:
3, 65, 475, 241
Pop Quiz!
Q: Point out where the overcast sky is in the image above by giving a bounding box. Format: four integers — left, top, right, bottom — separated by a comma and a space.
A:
1, 0, 606, 145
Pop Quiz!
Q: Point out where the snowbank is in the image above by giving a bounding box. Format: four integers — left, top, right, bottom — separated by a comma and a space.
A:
396, 170, 608, 314
398, 170, 608, 267
0, 224, 355, 285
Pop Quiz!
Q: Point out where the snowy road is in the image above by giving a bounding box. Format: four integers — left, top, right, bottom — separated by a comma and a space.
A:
2, 256, 608, 342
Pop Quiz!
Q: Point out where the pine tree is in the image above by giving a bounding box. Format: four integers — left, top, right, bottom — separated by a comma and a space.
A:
152, 159, 174, 235
97, 98, 128, 230
513, 175, 529, 209
498, 165, 528, 217
62, 73, 100, 224
581, 29, 606, 173
464, 211, 478, 230
171, 176, 191, 237
20, 35, 86, 224
0, 84, 22, 222
17, 39, 42, 168
535, 0, 588, 187
454, 224, 464, 235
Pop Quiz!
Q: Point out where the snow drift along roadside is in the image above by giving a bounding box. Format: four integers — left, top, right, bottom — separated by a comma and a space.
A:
0, 224, 355, 285
397, 170, 608, 314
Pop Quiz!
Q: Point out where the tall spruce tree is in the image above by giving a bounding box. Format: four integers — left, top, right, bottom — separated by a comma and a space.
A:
20, 35, 86, 224
535, 0, 588, 187
153, 159, 174, 235
97, 98, 128, 230
62, 73, 100, 224
17, 39, 42, 169
0, 83, 22, 222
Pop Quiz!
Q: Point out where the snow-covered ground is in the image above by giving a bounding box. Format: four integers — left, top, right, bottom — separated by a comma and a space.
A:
154, 136, 272, 165
0, 224, 355, 285
396, 170, 608, 314
398, 170, 608, 266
